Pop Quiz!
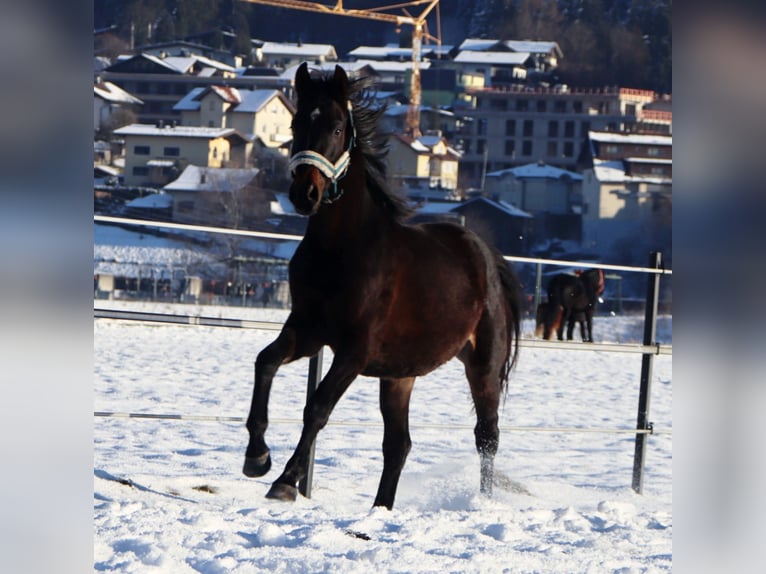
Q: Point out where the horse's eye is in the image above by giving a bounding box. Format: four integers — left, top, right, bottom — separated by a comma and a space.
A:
334, 128, 342, 136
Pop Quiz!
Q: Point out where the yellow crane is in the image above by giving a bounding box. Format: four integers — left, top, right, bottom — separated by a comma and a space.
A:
238, 0, 442, 137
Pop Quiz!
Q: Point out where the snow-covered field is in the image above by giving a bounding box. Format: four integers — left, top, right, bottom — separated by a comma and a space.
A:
94, 300, 671, 573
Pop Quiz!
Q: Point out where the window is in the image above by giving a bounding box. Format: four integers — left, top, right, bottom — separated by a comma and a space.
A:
505, 119, 516, 136
547, 141, 557, 157
606, 145, 619, 155
516, 99, 528, 112
647, 147, 661, 156
580, 121, 590, 137
164, 146, 180, 157
523, 120, 533, 137
573, 100, 583, 113
563, 142, 574, 158
490, 99, 508, 111
536, 100, 547, 113
564, 121, 575, 138
522, 140, 533, 156
477, 139, 486, 154
555, 100, 566, 113
477, 118, 488, 136
132, 166, 149, 176
548, 121, 559, 137
504, 140, 515, 156
134, 145, 150, 155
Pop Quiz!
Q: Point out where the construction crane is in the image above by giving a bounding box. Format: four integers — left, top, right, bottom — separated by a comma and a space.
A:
238, 0, 442, 137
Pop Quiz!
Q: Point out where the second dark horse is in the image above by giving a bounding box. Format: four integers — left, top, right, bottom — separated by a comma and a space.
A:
242, 64, 523, 510
543, 269, 605, 342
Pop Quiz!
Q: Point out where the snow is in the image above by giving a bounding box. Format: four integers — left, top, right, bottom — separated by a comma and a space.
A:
94, 299, 672, 572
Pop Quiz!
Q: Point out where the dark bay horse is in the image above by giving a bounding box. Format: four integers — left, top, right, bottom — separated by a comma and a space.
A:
243, 63, 522, 509
543, 269, 605, 342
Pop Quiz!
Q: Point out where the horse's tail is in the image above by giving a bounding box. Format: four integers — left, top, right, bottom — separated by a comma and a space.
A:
495, 252, 522, 390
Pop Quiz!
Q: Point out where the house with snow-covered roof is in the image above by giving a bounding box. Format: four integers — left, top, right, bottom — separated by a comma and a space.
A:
580, 130, 672, 261
387, 131, 462, 196
114, 124, 251, 187
255, 41, 338, 69
162, 165, 265, 228
485, 161, 584, 243
94, 78, 143, 134
173, 86, 294, 154
485, 161, 583, 216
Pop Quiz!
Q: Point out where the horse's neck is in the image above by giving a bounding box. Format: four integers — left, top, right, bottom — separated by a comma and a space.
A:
305, 164, 383, 251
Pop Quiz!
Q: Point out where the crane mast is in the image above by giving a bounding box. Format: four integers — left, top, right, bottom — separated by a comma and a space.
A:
238, 0, 442, 137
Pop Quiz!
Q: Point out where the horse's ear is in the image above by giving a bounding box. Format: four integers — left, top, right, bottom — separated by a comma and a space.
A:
295, 62, 311, 98
333, 65, 349, 101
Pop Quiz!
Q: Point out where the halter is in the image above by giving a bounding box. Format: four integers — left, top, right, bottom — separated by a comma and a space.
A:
288, 100, 356, 204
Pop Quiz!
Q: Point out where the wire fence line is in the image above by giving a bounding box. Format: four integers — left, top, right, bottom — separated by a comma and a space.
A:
93, 410, 670, 436
93, 307, 671, 356
94, 215, 672, 276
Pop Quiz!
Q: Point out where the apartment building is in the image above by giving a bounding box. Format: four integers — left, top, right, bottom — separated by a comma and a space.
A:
456, 86, 658, 188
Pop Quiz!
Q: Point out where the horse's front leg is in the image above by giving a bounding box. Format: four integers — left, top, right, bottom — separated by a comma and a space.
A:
243, 325, 320, 477
266, 347, 366, 502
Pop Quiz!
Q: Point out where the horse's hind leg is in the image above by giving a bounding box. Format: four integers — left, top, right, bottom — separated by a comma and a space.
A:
461, 339, 504, 497
374, 377, 416, 510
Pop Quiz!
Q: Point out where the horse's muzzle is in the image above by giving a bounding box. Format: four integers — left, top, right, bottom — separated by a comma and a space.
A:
289, 166, 326, 216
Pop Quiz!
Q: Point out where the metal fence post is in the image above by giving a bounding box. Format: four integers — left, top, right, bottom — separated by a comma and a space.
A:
299, 348, 323, 498
631, 251, 662, 493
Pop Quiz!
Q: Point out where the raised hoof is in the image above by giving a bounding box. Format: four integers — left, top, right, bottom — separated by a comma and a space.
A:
265, 482, 298, 502
243, 452, 271, 478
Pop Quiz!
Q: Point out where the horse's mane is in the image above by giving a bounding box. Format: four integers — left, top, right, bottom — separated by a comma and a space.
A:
318, 70, 413, 221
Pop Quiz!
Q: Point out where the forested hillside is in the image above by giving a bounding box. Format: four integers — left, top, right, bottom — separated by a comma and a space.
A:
94, 0, 671, 93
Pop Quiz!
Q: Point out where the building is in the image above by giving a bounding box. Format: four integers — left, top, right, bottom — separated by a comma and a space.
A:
388, 132, 462, 196
173, 86, 294, 156
94, 79, 143, 134
485, 161, 584, 243
114, 124, 251, 187
456, 86, 659, 187
101, 52, 291, 126
581, 131, 672, 263
162, 165, 263, 228
255, 41, 338, 69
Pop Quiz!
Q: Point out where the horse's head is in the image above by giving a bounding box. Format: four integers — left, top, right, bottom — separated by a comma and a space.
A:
288, 63, 356, 216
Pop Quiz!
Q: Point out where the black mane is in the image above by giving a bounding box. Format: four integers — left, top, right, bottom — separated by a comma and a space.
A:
316, 70, 413, 221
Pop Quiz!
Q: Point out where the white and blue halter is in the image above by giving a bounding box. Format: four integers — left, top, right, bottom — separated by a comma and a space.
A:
288, 101, 356, 204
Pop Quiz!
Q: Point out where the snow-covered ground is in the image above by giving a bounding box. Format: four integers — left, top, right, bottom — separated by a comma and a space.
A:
94, 300, 672, 573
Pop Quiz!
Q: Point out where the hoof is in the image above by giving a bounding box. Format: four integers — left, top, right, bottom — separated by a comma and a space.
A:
265, 482, 298, 502
243, 452, 271, 477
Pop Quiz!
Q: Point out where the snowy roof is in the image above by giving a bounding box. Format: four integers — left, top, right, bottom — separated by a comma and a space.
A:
487, 162, 582, 181
505, 40, 562, 56
261, 41, 337, 58
460, 196, 533, 218
114, 124, 250, 142
173, 87, 287, 114
163, 165, 259, 194
453, 51, 531, 66
94, 80, 143, 105
234, 90, 288, 113
457, 38, 503, 52
125, 193, 173, 209
348, 45, 413, 60
589, 131, 672, 146
163, 54, 235, 74
591, 159, 672, 185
